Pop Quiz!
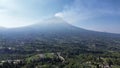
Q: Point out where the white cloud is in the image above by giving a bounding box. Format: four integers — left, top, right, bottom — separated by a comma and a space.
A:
54, 0, 120, 33
54, 0, 120, 24
55, 12, 64, 18
0, 0, 63, 28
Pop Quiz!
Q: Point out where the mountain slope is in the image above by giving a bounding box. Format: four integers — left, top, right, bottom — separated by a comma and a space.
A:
2, 17, 119, 37
0, 17, 120, 51
0, 17, 90, 38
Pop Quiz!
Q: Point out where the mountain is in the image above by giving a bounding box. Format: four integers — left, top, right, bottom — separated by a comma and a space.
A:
4, 17, 86, 33
1, 17, 119, 37
0, 17, 120, 51
0, 26, 6, 31
0, 17, 88, 39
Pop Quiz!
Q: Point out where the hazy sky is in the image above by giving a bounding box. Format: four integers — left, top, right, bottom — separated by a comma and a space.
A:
0, 0, 120, 33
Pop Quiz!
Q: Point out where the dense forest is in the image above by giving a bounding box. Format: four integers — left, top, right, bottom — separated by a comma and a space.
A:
0, 35, 120, 68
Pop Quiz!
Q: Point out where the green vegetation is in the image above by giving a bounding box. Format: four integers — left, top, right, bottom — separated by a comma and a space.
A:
0, 33, 120, 68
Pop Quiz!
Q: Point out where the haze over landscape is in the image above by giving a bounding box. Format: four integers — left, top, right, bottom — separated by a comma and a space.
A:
0, 0, 120, 68
0, 0, 120, 33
